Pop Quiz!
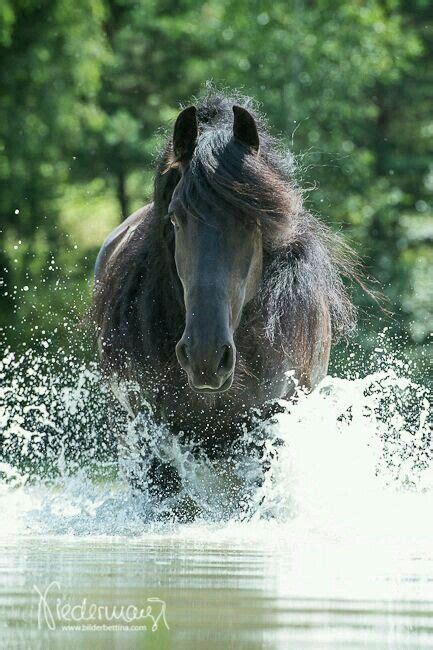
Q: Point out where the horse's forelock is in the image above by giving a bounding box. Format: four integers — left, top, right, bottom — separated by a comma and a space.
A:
178, 129, 302, 250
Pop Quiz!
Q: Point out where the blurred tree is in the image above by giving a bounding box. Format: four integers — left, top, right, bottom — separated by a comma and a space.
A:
74, 0, 217, 217
0, 0, 107, 339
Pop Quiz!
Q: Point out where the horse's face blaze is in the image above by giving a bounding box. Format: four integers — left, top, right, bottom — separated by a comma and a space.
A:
170, 184, 262, 393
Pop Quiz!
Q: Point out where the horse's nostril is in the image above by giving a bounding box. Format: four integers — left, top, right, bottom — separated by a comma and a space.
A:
218, 344, 233, 373
176, 342, 189, 369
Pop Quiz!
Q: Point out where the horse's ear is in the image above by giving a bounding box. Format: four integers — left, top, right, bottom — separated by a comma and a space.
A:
172, 105, 198, 163
233, 105, 259, 153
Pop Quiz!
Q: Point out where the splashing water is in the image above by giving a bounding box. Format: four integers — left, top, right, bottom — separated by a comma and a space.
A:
0, 338, 431, 543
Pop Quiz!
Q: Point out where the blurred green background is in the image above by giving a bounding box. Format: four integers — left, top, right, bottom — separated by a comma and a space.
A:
0, 0, 432, 379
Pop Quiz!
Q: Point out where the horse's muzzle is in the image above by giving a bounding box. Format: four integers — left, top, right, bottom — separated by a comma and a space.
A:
175, 339, 235, 393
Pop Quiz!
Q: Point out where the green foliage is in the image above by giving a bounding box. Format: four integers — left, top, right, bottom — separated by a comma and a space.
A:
0, 0, 432, 378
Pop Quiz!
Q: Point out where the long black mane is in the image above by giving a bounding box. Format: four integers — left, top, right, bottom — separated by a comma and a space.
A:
92, 92, 356, 382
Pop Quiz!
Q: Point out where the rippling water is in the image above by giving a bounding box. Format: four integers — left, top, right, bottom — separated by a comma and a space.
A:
0, 341, 432, 648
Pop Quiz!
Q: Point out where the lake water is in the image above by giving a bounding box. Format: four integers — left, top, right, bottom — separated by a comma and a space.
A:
0, 346, 432, 648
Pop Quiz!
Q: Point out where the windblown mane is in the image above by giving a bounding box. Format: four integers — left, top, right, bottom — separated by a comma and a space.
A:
92, 92, 356, 379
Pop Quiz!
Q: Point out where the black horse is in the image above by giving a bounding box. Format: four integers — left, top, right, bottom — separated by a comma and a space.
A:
92, 93, 356, 498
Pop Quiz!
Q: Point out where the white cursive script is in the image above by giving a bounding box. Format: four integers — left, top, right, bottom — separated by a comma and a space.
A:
33, 581, 169, 631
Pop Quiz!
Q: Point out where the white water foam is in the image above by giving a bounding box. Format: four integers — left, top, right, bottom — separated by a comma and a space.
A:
0, 341, 431, 545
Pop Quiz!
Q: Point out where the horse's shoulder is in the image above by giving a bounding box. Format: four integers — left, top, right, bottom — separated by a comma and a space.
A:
94, 203, 153, 281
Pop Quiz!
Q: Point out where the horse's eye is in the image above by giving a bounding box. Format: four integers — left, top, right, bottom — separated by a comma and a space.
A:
170, 214, 179, 229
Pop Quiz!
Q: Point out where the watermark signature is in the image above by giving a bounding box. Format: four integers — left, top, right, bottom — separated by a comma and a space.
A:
33, 581, 169, 632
